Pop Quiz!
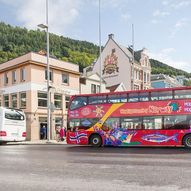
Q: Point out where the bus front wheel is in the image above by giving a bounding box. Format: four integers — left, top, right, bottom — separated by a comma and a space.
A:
89, 134, 102, 147
183, 134, 191, 148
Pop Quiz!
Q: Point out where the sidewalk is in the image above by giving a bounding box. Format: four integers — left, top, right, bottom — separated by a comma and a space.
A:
7, 139, 67, 145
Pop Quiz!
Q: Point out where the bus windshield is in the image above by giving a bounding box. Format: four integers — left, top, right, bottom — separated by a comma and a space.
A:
5, 110, 25, 120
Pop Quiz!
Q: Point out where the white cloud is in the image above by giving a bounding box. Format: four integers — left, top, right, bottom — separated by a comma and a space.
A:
151, 9, 170, 25
162, 0, 191, 9
153, 10, 170, 17
170, 0, 191, 9
0, 0, 83, 36
148, 48, 191, 72
170, 18, 190, 38
175, 18, 189, 28
121, 13, 131, 22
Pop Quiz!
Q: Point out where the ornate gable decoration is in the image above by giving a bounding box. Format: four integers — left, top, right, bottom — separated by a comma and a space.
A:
103, 49, 119, 75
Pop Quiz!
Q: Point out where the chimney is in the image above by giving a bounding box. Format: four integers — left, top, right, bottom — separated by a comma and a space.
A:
108, 34, 114, 39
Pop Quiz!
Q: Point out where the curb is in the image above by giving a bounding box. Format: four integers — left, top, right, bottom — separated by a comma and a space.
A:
7, 140, 67, 145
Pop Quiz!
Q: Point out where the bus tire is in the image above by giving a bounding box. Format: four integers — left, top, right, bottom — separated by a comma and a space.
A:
0, 141, 7, 145
183, 134, 191, 148
89, 134, 102, 147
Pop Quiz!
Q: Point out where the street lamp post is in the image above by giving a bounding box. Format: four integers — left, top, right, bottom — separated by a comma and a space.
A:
99, 0, 102, 93
38, 0, 51, 142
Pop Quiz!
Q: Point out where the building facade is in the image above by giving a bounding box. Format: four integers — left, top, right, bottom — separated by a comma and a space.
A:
92, 34, 151, 90
151, 74, 183, 88
0, 52, 80, 141
80, 67, 108, 94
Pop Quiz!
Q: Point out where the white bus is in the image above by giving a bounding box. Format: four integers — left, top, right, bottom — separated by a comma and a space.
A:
0, 107, 26, 144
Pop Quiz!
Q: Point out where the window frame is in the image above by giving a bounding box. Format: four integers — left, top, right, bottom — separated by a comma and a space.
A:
38, 92, 47, 108
54, 94, 62, 109
45, 69, 53, 82
11, 93, 17, 108
62, 73, 69, 85
3, 94, 9, 107
12, 70, 17, 84
20, 68, 26, 82
20, 92, 26, 109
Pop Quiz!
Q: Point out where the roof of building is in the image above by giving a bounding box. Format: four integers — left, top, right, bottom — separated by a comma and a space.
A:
127, 47, 142, 63
0, 51, 80, 75
106, 84, 121, 92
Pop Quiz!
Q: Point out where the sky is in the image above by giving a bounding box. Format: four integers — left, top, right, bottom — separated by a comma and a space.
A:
0, 0, 191, 72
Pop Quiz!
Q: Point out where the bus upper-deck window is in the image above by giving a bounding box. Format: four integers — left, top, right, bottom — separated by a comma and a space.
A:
139, 92, 149, 102
158, 91, 173, 100
128, 93, 139, 102
70, 96, 87, 110
89, 96, 107, 104
174, 89, 191, 99
108, 94, 127, 103
151, 92, 159, 101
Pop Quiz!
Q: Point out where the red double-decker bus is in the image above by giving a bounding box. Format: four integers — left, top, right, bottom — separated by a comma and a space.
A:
66, 86, 191, 148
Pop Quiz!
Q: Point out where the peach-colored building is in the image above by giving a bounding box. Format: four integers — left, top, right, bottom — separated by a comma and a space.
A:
0, 52, 80, 141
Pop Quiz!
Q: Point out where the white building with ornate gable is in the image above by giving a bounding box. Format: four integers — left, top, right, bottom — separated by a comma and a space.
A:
92, 34, 151, 90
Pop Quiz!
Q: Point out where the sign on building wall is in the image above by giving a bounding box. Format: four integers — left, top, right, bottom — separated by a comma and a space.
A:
103, 49, 119, 78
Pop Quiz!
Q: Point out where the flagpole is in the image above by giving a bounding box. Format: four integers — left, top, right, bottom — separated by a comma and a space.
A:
132, 23, 134, 90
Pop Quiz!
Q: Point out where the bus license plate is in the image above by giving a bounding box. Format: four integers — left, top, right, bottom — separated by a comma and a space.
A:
11, 133, 18, 136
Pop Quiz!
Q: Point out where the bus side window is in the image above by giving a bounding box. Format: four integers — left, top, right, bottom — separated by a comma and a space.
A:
151, 92, 159, 101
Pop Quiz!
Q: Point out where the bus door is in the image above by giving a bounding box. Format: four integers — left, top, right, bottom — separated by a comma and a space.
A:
162, 115, 189, 146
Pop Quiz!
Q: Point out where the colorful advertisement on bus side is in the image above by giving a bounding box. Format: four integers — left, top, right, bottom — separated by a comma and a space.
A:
67, 128, 191, 146
69, 100, 191, 118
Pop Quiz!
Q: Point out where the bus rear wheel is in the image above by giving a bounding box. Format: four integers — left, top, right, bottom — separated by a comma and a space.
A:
89, 134, 102, 147
183, 134, 191, 148
0, 141, 7, 145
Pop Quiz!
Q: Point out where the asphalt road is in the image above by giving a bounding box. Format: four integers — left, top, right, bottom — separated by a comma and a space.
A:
0, 145, 191, 191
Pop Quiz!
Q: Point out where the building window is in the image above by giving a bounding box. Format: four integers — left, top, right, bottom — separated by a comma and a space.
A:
4, 73, 8, 85
11, 94, 17, 108
144, 72, 147, 83
20, 68, 26, 81
62, 73, 69, 84
38, 92, 47, 107
55, 117, 63, 128
147, 73, 150, 83
54, 94, 62, 109
91, 84, 96, 94
97, 85, 100, 93
20, 92, 26, 108
65, 96, 70, 110
45, 69, 53, 81
134, 85, 139, 90
4, 95, 9, 107
12, 71, 16, 83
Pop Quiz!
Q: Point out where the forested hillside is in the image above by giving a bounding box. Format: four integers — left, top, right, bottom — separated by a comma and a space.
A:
150, 59, 191, 78
0, 22, 99, 71
0, 22, 190, 77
